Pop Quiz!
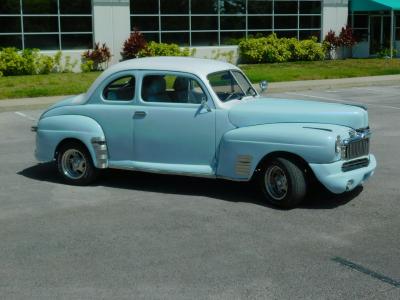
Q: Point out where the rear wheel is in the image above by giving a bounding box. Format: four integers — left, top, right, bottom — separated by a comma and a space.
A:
57, 141, 98, 185
258, 157, 307, 209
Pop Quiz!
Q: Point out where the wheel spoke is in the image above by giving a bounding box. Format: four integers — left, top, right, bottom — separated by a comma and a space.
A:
61, 149, 87, 180
265, 165, 288, 201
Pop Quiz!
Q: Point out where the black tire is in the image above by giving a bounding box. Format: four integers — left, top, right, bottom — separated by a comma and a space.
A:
57, 141, 98, 185
258, 157, 307, 209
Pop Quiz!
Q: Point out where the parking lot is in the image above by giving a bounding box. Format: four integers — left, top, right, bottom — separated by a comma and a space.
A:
1, 85, 400, 299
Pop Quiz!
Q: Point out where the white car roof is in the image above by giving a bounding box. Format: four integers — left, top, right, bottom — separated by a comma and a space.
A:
111, 56, 239, 75
84, 56, 240, 101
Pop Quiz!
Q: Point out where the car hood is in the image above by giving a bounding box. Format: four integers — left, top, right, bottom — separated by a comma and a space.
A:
40, 94, 86, 118
228, 98, 368, 130
48, 94, 86, 109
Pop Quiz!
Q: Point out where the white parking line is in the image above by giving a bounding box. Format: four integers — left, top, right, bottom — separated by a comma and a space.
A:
286, 92, 400, 111
14, 111, 37, 121
352, 87, 400, 96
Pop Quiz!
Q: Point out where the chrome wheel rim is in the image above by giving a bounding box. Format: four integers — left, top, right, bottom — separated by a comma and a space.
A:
264, 165, 288, 201
61, 149, 87, 180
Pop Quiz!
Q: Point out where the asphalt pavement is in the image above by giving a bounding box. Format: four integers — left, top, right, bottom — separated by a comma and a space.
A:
0, 85, 400, 299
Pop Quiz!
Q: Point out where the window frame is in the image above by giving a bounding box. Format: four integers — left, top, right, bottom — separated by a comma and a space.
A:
0, 0, 93, 50
130, 0, 323, 46
207, 69, 256, 102
99, 71, 138, 104
138, 70, 213, 108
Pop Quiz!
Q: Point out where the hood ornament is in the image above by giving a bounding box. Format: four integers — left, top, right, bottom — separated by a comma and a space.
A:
349, 130, 357, 138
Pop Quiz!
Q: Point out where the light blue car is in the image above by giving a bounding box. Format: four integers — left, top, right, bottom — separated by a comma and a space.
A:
33, 57, 376, 208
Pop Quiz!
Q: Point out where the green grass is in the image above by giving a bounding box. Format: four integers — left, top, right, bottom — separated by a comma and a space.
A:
0, 59, 399, 99
241, 58, 400, 83
0, 72, 101, 100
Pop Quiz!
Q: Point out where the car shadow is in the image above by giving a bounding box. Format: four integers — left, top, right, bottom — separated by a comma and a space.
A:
18, 162, 362, 210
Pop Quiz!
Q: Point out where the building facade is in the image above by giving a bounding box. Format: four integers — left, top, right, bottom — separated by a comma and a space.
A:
0, 0, 398, 63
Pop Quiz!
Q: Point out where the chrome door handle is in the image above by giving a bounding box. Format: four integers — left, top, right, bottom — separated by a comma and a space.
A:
133, 111, 147, 118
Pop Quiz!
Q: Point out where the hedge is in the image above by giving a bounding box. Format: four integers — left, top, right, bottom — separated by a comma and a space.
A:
239, 34, 325, 64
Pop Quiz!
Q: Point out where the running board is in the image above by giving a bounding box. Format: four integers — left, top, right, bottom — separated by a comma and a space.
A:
108, 161, 216, 178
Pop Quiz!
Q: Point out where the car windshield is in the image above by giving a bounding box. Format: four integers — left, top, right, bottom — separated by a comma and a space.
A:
207, 70, 257, 102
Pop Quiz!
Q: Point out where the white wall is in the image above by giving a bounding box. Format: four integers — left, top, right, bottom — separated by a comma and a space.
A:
93, 0, 131, 64
322, 0, 349, 36
40, 50, 83, 72
191, 46, 239, 64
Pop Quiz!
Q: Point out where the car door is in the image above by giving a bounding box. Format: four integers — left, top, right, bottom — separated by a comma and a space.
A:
133, 71, 216, 174
82, 71, 138, 161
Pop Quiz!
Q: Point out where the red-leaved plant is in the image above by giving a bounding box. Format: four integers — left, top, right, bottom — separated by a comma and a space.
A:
323, 30, 340, 50
121, 29, 147, 60
338, 25, 357, 48
82, 42, 112, 71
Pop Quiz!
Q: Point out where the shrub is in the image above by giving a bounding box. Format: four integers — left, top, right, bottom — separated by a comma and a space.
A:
82, 42, 111, 71
0, 48, 79, 76
290, 37, 325, 61
338, 25, 357, 48
138, 41, 195, 57
323, 30, 340, 54
52, 51, 78, 73
0, 48, 27, 76
0, 47, 58, 76
238, 37, 267, 63
239, 33, 324, 64
377, 48, 398, 58
121, 30, 147, 60
80, 59, 94, 73
323, 26, 357, 60
38, 55, 56, 74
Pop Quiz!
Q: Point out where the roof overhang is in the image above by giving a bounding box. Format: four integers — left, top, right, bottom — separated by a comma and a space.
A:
351, 0, 400, 12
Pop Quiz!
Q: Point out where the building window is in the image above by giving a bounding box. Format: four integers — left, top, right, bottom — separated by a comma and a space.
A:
0, 0, 93, 50
350, 13, 369, 42
130, 0, 322, 46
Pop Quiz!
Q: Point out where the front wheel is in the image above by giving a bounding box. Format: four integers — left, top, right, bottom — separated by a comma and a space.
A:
57, 142, 98, 185
258, 157, 307, 209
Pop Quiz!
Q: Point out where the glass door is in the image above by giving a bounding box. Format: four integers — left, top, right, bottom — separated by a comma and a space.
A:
370, 15, 391, 55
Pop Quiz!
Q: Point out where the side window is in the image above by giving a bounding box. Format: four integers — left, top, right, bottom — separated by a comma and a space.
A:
142, 74, 206, 104
103, 76, 135, 101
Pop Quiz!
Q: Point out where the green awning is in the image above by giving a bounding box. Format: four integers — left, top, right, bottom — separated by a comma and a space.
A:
351, 0, 400, 11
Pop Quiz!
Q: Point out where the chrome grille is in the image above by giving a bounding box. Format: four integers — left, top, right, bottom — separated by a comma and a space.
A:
342, 138, 369, 160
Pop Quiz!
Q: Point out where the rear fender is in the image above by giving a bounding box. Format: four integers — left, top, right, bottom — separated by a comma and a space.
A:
35, 115, 107, 168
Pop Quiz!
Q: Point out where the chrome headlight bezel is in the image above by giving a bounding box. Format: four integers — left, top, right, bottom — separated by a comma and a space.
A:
335, 135, 342, 155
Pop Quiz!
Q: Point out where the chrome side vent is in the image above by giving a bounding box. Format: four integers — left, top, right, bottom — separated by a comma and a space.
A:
235, 155, 252, 176
91, 137, 108, 169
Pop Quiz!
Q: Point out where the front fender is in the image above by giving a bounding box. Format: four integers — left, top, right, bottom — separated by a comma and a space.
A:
35, 115, 107, 168
216, 123, 348, 180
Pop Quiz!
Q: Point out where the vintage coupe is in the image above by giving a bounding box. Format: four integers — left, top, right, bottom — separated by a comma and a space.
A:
33, 57, 376, 208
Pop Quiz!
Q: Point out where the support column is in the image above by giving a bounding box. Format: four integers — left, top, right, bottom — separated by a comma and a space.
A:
93, 0, 131, 64
390, 9, 394, 58
322, 0, 349, 36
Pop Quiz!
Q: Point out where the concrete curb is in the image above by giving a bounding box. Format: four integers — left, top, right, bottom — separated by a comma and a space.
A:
265, 74, 400, 94
0, 96, 68, 113
1, 74, 399, 112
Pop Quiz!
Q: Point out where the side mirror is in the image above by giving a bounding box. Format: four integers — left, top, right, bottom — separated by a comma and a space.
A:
259, 80, 268, 93
200, 99, 212, 112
